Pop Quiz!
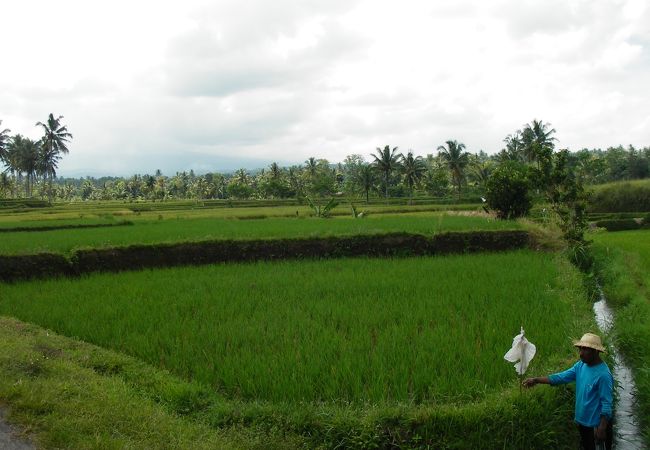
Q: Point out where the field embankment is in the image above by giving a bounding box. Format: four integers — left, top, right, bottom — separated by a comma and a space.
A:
0, 230, 528, 282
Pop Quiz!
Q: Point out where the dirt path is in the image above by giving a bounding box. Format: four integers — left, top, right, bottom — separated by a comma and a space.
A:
0, 407, 35, 450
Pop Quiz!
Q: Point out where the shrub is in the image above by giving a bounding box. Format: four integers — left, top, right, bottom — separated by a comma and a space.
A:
486, 162, 532, 219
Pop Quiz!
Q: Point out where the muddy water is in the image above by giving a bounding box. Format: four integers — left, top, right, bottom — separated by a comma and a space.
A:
593, 292, 645, 449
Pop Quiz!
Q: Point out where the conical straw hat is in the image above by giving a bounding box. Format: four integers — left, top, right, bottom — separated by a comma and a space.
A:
573, 332, 606, 352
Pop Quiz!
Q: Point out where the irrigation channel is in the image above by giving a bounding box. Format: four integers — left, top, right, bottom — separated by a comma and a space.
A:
593, 289, 645, 449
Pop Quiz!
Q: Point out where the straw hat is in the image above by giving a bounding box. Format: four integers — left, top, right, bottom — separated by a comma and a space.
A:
573, 333, 606, 353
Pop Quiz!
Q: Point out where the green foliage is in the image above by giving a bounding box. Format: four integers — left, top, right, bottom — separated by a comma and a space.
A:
485, 161, 532, 219
306, 196, 339, 218
546, 150, 590, 244
588, 179, 650, 213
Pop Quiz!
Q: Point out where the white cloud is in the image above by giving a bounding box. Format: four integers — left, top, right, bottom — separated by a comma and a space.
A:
0, 0, 648, 176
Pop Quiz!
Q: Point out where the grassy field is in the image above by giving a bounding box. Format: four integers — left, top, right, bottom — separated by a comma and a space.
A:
591, 229, 650, 444
0, 213, 518, 256
0, 251, 589, 405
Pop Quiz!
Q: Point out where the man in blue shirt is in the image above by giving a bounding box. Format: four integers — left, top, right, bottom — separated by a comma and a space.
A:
523, 332, 613, 450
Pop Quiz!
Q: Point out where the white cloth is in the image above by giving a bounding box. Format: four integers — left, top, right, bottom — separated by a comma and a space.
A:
504, 327, 536, 375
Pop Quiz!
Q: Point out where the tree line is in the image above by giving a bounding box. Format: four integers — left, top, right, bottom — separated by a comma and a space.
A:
1, 116, 648, 202
0, 115, 72, 200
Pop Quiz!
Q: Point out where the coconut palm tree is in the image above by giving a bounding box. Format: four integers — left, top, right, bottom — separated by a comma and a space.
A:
36, 114, 72, 200
401, 150, 426, 203
521, 119, 556, 167
305, 157, 318, 178
352, 163, 377, 203
9, 135, 39, 197
372, 145, 402, 200
437, 140, 470, 199
0, 120, 11, 167
269, 162, 282, 180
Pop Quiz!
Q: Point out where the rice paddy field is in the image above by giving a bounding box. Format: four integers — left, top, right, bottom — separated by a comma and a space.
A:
0, 251, 589, 405
0, 199, 481, 224
0, 212, 518, 255
0, 202, 596, 448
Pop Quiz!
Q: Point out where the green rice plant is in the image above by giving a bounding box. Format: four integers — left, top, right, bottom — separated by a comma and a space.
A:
0, 199, 482, 224
0, 213, 519, 256
0, 251, 592, 405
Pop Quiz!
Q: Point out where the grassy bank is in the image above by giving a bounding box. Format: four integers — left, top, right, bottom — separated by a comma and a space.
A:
0, 317, 305, 449
590, 230, 650, 445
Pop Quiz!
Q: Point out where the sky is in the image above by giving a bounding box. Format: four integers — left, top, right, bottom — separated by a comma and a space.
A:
1, 0, 649, 177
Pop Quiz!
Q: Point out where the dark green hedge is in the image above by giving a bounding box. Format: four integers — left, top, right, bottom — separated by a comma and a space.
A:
0, 253, 72, 281
594, 219, 644, 232
1, 231, 529, 282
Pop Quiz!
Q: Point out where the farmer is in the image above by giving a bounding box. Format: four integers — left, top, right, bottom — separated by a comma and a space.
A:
523, 332, 613, 450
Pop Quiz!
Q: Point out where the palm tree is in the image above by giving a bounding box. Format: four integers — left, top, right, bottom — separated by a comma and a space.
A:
469, 160, 492, 189
437, 140, 469, 199
502, 131, 524, 162
305, 157, 318, 178
234, 168, 249, 184
8, 135, 39, 197
352, 163, 376, 203
36, 114, 72, 199
521, 119, 556, 167
0, 120, 11, 167
269, 162, 281, 180
401, 150, 426, 203
372, 145, 402, 200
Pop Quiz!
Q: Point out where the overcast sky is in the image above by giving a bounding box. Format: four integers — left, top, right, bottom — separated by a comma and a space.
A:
2, 0, 649, 177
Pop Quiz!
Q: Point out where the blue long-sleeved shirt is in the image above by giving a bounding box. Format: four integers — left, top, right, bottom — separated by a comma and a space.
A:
549, 360, 613, 427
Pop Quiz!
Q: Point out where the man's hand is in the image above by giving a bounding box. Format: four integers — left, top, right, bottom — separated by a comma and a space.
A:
522, 378, 537, 388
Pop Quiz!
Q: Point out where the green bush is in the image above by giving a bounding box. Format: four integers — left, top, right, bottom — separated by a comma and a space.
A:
486, 162, 532, 219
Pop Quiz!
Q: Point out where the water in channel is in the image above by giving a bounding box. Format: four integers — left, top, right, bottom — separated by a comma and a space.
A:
593, 290, 645, 449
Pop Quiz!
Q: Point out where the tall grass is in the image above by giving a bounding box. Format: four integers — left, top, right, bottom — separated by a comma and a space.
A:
588, 179, 650, 213
0, 213, 519, 255
0, 251, 590, 405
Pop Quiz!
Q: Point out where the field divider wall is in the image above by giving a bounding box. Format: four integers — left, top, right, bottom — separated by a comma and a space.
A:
0, 230, 530, 282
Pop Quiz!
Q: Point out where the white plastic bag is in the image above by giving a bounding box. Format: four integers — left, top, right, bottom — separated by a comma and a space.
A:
504, 326, 536, 375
